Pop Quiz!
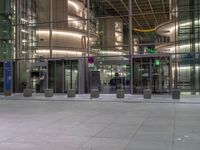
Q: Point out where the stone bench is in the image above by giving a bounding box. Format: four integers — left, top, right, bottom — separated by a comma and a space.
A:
44, 89, 54, 97
116, 89, 125, 98
67, 89, 76, 98
23, 89, 33, 97
91, 89, 99, 98
143, 89, 152, 99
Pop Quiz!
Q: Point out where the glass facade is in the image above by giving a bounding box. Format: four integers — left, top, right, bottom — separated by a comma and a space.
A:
0, 62, 3, 92
0, 0, 199, 95
178, 0, 200, 94
48, 60, 78, 93
0, 0, 12, 60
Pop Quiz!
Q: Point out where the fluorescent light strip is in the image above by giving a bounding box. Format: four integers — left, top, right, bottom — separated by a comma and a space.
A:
172, 66, 200, 70
37, 30, 96, 42
37, 30, 83, 38
100, 51, 124, 55
37, 49, 83, 55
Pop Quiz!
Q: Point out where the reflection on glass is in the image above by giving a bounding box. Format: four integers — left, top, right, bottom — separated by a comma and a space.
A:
0, 63, 3, 92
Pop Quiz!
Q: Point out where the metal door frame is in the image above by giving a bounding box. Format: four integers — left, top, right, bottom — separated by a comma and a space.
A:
132, 54, 172, 94
0, 61, 4, 93
47, 58, 82, 93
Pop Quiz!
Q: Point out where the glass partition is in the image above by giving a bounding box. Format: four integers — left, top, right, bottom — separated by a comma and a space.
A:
0, 62, 3, 92
0, 0, 200, 95
48, 60, 78, 93
64, 60, 78, 92
95, 63, 130, 94
133, 55, 171, 94
0, 0, 12, 60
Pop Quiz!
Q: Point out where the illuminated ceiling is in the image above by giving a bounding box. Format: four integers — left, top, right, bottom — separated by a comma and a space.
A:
92, 0, 170, 42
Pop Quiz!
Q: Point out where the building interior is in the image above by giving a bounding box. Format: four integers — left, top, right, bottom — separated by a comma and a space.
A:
0, 0, 200, 95
1, 1, 200, 150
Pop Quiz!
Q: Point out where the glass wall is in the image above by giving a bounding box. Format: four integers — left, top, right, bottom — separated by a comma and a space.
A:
178, 0, 200, 94
93, 57, 130, 94
0, 62, 3, 92
133, 55, 171, 94
0, 0, 12, 60
64, 60, 78, 92
1, 0, 200, 94
48, 60, 78, 93
11, 0, 37, 92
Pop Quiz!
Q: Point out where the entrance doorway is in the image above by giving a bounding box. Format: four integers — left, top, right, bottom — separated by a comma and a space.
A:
48, 60, 79, 93
94, 59, 130, 93
132, 55, 172, 94
30, 62, 48, 93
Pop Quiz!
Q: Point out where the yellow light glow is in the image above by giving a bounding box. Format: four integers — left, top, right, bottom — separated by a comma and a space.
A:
133, 28, 155, 32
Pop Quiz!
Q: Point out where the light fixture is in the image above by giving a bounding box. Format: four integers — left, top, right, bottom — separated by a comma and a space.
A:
172, 66, 200, 70
36, 49, 83, 55
37, 30, 83, 38
68, 0, 80, 10
100, 51, 124, 55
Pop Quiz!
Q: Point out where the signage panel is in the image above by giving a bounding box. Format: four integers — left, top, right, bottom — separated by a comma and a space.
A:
4, 61, 13, 96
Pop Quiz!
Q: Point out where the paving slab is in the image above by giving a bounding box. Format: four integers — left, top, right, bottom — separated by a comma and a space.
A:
0, 97, 200, 150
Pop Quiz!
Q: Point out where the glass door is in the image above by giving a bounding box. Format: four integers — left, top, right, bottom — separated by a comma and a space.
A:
96, 64, 130, 94
64, 60, 78, 92
133, 56, 171, 94
0, 62, 3, 92
133, 58, 151, 93
152, 57, 170, 93
49, 60, 78, 93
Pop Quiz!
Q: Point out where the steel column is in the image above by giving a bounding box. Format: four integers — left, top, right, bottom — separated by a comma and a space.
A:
87, 0, 91, 93
15, 0, 21, 92
129, 0, 133, 94
49, 0, 53, 58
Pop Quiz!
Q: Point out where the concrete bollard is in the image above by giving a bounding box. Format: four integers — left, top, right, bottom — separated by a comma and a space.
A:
91, 89, 99, 98
143, 89, 152, 99
4, 91, 12, 97
44, 89, 54, 97
23, 89, 33, 97
67, 89, 76, 98
172, 89, 181, 100
116, 89, 125, 98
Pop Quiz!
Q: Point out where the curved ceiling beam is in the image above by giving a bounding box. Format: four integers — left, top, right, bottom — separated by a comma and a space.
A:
133, 28, 155, 32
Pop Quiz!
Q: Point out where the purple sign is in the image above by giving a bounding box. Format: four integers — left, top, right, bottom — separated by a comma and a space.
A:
88, 57, 94, 64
